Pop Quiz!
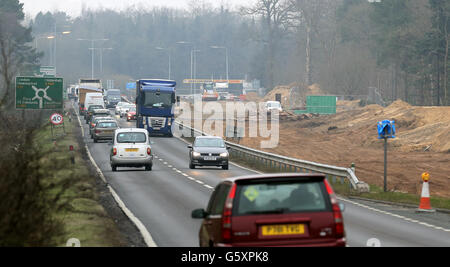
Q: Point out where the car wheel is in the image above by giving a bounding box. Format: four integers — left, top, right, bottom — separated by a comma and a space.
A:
145, 165, 152, 171
112, 165, 117, 172
189, 162, 195, 169
222, 165, 229, 170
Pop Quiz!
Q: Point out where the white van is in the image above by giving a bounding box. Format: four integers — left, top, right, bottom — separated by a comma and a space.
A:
85, 93, 105, 111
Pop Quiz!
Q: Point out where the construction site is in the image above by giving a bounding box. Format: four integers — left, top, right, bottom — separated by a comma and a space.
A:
184, 83, 450, 198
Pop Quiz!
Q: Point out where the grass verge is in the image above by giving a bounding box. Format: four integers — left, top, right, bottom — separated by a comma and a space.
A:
34, 113, 126, 247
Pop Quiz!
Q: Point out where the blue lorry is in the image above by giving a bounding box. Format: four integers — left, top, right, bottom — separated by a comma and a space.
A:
135, 79, 177, 137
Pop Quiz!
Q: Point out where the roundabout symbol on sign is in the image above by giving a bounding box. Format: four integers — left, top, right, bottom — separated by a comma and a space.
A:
50, 113, 64, 125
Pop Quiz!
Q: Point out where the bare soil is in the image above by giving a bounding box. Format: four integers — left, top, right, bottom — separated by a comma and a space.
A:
236, 100, 450, 198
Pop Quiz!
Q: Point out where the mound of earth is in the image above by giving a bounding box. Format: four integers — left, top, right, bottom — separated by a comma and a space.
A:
236, 99, 450, 197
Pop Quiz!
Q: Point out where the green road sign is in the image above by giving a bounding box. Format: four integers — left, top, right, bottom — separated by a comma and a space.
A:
15, 76, 63, 110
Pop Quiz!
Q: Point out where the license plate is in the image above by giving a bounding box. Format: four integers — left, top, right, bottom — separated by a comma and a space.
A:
125, 148, 138, 152
153, 127, 161, 130
204, 156, 217, 161
261, 224, 305, 236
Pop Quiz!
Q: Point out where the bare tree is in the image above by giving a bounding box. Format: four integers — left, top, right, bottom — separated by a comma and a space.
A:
242, 0, 294, 90
291, 0, 337, 86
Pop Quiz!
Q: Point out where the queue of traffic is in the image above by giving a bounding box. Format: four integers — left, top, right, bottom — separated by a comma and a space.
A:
71, 78, 346, 247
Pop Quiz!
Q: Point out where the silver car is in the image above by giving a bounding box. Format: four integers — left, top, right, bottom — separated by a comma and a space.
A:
110, 128, 153, 172
90, 116, 115, 137
93, 120, 119, 143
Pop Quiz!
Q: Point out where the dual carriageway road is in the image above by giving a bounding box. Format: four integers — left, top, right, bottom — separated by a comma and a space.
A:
78, 105, 450, 247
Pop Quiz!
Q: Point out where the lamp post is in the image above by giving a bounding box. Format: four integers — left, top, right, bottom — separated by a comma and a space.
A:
35, 35, 55, 65
176, 41, 196, 95
77, 38, 109, 78
210, 46, 229, 83
36, 30, 71, 75
155, 47, 172, 80
51, 24, 71, 75
89, 47, 113, 75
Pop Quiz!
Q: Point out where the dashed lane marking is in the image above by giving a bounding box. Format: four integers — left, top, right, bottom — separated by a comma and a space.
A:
338, 197, 450, 233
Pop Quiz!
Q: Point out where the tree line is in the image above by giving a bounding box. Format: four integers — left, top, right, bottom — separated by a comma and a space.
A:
2, 0, 450, 108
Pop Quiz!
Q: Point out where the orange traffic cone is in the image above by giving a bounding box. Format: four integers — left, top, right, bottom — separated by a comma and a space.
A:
417, 172, 435, 213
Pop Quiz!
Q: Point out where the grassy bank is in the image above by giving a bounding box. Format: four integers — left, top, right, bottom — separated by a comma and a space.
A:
34, 113, 126, 247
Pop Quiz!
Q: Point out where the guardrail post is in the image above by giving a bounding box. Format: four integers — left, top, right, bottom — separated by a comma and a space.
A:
332, 176, 337, 184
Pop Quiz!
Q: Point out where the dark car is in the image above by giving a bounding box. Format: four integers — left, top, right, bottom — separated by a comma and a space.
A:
85, 105, 104, 123
192, 173, 346, 247
188, 136, 229, 170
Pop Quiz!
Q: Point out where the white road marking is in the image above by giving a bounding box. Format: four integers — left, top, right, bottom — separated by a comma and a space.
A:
339, 197, 450, 233
72, 102, 157, 247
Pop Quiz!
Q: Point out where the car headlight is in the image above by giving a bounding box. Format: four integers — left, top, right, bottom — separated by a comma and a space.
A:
193, 152, 201, 157
220, 152, 229, 158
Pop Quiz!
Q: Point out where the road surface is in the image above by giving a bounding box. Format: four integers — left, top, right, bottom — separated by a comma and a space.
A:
79, 107, 450, 247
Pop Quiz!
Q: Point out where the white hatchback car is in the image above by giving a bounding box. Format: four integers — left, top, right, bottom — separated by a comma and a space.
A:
119, 104, 135, 118
265, 101, 283, 113
115, 102, 127, 115
110, 128, 153, 172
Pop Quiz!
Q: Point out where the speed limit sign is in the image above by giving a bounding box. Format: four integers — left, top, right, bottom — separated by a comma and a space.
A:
50, 113, 64, 125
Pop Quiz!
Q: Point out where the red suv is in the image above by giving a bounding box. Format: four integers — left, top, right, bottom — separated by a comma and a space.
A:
192, 173, 346, 247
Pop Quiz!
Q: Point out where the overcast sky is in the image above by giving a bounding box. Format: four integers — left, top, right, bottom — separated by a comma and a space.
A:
20, 0, 252, 18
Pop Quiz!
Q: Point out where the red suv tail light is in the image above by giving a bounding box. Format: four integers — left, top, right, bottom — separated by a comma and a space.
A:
95, 130, 101, 134
324, 180, 345, 238
221, 183, 237, 242
113, 148, 117, 156
147, 147, 151, 155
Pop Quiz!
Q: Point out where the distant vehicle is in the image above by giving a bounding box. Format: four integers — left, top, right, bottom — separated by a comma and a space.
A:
126, 107, 137, 122
89, 108, 111, 123
93, 120, 119, 143
84, 93, 105, 121
265, 101, 283, 113
105, 89, 122, 108
78, 86, 102, 116
79, 78, 102, 92
188, 136, 229, 170
67, 85, 78, 100
120, 103, 135, 118
192, 173, 346, 247
90, 116, 115, 138
110, 128, 153, 172
115, 102, 127, 115
84, 104, 104, 123
218, 91, 229, 101
201, 82, 219, 101
135, 79, 177, 137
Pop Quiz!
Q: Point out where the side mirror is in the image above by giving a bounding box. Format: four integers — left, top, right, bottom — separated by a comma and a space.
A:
339, 203, 345, 212
191, 209, 207, 219
108, 141, 113, 146
226, 146, 231, 150
187, 145, 193, 149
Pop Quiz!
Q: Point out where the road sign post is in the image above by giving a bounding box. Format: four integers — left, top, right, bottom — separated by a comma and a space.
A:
16, 77, 63, 110
50, 113, 65, 139
377, 120, 396, 192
